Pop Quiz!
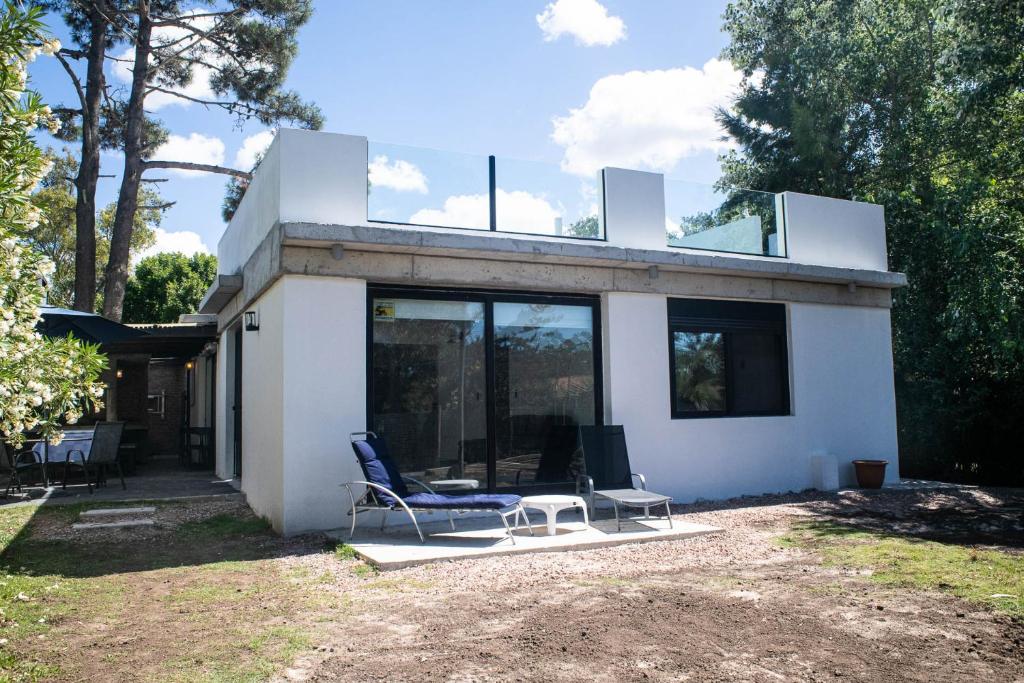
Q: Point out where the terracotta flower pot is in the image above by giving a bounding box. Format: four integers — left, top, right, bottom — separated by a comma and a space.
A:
852, 459, 888, 489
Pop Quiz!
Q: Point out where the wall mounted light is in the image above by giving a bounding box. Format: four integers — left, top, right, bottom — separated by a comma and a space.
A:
115, 368, 124, 379
185, 360, 194, 371
244, 310, 260, 332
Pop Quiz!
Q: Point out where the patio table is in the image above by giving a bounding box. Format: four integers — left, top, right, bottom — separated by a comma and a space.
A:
520, 494, 589, 536
29, 428, 93, 485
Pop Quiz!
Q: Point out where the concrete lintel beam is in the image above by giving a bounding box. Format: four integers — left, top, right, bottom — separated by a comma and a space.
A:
198, 274, 243, 314
280, 222, 907, 290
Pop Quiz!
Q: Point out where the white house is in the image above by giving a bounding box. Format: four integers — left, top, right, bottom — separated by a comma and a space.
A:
200, 129, 905, 536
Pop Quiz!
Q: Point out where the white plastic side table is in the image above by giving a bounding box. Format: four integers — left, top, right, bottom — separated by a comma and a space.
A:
519, 494, 589, 536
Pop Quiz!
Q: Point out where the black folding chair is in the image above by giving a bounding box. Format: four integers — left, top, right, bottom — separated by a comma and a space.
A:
2, 441, 46, 496
63, 422, 126, 493
576, 425, 673, 531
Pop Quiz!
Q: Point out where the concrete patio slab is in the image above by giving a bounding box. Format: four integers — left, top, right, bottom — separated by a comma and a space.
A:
326, 513, 722, 570
71, 519, 155, 530
80, 506, 157, 517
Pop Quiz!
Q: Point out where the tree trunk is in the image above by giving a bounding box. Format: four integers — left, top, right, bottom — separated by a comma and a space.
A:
72, 0, 108, 312
103, 0, 151, 321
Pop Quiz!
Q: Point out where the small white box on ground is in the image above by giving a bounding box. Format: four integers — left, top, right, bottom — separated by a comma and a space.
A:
811, 453, 840, 491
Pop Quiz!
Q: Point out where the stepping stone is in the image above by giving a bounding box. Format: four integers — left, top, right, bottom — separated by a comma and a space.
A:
80, 507, 156, 517
72, 519, 155, 530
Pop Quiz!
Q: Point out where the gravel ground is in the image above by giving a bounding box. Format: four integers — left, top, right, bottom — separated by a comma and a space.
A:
11, 485, 1021, 682
280, 485, 1024, 682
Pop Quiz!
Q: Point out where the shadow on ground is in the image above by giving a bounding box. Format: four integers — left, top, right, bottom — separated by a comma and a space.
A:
0, 499, 327, 579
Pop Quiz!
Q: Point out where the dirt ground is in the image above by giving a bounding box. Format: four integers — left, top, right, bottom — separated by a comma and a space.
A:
3, 485, 1022, 682
294, 486, 1024, 682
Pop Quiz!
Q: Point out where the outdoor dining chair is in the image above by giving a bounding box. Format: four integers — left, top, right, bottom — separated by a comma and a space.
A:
62, 421, 126, 493
576, 425, 673, 531
2, 441, 46, 496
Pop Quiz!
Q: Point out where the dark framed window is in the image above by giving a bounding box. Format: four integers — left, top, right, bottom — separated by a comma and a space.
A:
668, 298, 790, 418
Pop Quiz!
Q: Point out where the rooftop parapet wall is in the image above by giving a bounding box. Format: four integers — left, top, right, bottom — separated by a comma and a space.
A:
216, 128, 894, 278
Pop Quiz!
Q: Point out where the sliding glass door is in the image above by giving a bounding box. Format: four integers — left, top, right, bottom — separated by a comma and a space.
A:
370, 298, 487, 485
369, 288, 601, 492
493, 303, 596, 489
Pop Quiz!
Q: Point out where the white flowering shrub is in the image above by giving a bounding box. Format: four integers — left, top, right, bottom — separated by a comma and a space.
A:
1, 3, 106, 447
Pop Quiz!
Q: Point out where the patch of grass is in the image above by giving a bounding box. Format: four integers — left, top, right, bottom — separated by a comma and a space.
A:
158, 623, 312, 683
352, 563, 378, 578
0, 502, 337, 683
360, 577, 432, 592
328, 542, 381, 578
782, 521, 1024, 617
572, 576, 634, 588
0, 507, 89, 680
332, 543, 358, 561
178, 514, 271, 538
0, 650, 60, 682
166, 582, 258, 606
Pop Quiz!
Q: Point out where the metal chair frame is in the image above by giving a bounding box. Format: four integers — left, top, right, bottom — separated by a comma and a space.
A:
3, 442, 46, 496
343, 432, 532, 545
577, 473, 674, 531
63, 422, 126, 493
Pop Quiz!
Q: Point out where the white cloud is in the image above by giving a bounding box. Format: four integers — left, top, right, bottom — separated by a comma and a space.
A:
409, 189, 562, 234
537, 0, 626, 47
151, 133, 225, 178
136, 228, 210, 262
551, 58, 742, 176
234, 130, 275, 171
368, 155, 429, 194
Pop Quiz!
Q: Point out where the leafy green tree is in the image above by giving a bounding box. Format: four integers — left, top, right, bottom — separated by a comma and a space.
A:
0, 2, 106, 447
718, 0, 1024, 483
122, 252, 217, 324
565, 214, 600, 238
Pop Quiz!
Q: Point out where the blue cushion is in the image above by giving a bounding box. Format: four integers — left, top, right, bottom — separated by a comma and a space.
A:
350, 437, 409, 504
402, 492, 522, 511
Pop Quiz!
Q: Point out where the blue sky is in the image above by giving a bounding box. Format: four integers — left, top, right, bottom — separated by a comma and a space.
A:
28, 0, 735, 256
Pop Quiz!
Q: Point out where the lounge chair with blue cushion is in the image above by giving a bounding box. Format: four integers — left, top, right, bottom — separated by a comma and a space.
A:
344, 432, 531, 545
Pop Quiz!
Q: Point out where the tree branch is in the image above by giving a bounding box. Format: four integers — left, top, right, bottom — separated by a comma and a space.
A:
142, 160, 252, 179
150, 10, 242, 28
54, 51, 88, 111
143, 85, 269, 119
139, 201, 176, 210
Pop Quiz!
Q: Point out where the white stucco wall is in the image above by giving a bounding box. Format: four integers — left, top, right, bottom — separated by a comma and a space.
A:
239, 280, 286, 529
217, 134, 282, 276
602, 167, 667, 251
279, 275, 367, 535
602, 292, 899, 502
784, 192, 888, 271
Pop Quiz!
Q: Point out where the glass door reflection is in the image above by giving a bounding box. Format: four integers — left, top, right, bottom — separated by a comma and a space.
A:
493, 302, 596, 490
371, 298, 487, 487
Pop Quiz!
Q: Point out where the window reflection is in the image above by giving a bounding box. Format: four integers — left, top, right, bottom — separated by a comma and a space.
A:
494, 303, 595, 490
371, 299, 487, 487
673, 331, 727, 413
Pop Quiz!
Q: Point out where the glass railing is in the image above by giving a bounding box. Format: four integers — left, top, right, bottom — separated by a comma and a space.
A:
664, 178, 785, 257
367, 141, 784, 254
367, 141, 490, 230
493, 156, 601, 238
367, 141, 604, 239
